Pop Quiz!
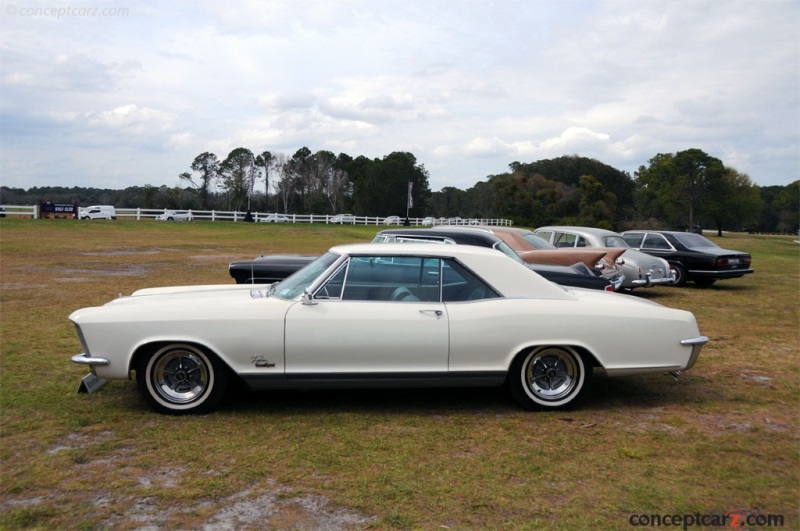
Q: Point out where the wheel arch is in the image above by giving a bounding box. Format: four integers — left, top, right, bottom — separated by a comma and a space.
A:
505, 342, 602, 377
129, 339, 233, 377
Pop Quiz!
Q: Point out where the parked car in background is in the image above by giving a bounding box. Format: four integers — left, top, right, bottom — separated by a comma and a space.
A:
229, 255, 320, 284
155, 210, 193, 222
620, 230, 754, 287
330, 213, 356, 224
78, 205, 116, 220
422, 217, 436, 226
534, 226, 675, 290
372, 228, 617, 291
259, 213, 289, 223
229, 228, 616, 291
383, 216, 402, 225
438, 226, 624, 287
71, 243, 708, 414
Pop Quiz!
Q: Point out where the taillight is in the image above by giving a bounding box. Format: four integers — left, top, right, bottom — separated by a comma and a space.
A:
604, 284, 615, 292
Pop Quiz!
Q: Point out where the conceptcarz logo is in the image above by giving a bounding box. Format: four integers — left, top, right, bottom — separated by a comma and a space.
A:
628, 511, 785, 529
5, 5, 130, 18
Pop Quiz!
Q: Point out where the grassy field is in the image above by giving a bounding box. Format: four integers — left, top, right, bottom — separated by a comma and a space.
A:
1, 218, 798, 529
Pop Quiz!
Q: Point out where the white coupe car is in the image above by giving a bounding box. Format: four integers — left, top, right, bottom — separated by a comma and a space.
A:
70, 243, 708, 414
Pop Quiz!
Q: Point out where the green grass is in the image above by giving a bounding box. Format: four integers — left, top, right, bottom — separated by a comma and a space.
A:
1, 219, 798, 529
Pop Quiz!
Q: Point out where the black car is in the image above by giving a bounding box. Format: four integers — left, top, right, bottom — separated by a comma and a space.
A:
229, 254, 319, 284
620, 230, 753, 287
230, 228, 615, 291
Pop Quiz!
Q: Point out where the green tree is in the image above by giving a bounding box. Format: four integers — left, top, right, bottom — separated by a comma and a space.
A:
771, 180, 800, 233
218, 148, 256, 211
489, 172, 534, 225
183, 152, 219, 208
287, 147, 316, 212
635, 149, 725, 229
704, 168, 762, 235
578, 175, 616, 228
255, 150, 274, 211
350, 152, 430, 217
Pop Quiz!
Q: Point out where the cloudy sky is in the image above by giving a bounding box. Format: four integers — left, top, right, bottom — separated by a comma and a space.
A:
1, 0, 798, 193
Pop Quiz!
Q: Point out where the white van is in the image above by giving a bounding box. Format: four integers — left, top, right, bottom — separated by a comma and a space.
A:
78, 205, 116, 220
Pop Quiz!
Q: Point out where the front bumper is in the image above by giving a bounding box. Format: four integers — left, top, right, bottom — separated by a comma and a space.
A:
71, 353, 110, 394
71, 352, 109, 369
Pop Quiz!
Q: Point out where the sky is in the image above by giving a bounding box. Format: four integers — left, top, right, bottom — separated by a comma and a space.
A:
1, 0, 798, 193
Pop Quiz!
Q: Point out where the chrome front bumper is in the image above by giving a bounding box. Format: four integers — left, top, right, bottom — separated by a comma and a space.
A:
71, 353, 110, 394
71, 352, 110, 367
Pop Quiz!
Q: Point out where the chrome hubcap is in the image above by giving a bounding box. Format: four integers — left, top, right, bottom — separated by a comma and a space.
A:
526, 348, 578, 401
153, 350, 208, 404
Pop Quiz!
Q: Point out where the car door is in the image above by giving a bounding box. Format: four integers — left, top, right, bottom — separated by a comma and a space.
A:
283, 255, 449, 375
638, 233, 675, 259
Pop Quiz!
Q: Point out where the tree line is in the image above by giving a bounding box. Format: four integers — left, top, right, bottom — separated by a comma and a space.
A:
1, 147, 797, 234
177, 147, 430, 218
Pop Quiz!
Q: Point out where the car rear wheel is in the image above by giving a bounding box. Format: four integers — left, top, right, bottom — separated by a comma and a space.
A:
508, 346, 591, 410
671, 263, 687, 287
136, 343, 228, 414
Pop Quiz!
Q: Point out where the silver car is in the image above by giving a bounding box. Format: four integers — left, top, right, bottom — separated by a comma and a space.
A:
534, 226, 675, 290
155, 209, 193, 222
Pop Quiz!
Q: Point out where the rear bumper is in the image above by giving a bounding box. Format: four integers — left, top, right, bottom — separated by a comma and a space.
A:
680, 336, 710, 370
689, 269, 754, 278
629, 269, 676, 287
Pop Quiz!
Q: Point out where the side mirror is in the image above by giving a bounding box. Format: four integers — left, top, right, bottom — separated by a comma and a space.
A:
302, 288, 317, 305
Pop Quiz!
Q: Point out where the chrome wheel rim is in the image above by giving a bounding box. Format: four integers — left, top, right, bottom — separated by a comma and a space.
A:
525, 348, 578, 401
152, 349, 209, 404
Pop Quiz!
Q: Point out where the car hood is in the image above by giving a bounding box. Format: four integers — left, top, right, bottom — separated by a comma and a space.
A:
70, 284, 275, 319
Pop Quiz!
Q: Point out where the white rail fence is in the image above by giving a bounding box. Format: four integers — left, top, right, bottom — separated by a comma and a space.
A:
1, 205, 513, 227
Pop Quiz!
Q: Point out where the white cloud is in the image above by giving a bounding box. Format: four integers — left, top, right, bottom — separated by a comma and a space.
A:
0, 0, 797, 191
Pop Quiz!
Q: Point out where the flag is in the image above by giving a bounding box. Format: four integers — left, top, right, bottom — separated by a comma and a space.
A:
407, 181, 413, 209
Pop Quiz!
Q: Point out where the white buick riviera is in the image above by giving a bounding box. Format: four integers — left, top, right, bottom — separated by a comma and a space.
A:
70, 243, 708, 414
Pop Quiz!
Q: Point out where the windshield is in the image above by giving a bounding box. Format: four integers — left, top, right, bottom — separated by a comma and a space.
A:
603, 235, 630, 248
494, 241, 525, 264
270, 252, 341, 300
521, 233, 555, 249
673, 233, 719, 249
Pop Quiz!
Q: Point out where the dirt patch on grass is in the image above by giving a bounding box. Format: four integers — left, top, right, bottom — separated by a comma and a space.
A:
24, 429, 376, 529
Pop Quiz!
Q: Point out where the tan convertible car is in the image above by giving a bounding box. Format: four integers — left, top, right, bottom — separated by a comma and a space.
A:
437, 226, 624, 289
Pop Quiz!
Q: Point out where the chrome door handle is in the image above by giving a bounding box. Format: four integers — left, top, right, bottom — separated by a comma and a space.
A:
419, 309, 443, 319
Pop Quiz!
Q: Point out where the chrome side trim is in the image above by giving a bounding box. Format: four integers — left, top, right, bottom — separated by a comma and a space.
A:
71, 353, 110, 366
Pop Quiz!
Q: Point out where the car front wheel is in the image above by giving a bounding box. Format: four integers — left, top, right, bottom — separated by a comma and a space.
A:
509, 346, 591, 410
136, 343, 228, 414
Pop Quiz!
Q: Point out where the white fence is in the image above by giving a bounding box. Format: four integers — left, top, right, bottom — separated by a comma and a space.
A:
1, 205, 513, 226
0, 205, 39, 217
